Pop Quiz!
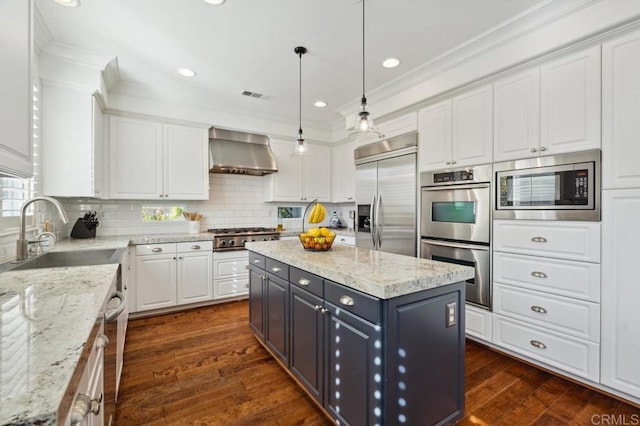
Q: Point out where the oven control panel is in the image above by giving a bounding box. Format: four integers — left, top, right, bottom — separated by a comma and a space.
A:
432, 169, 474, 184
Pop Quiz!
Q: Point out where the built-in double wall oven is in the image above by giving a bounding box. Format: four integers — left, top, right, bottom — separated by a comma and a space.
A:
420, 164, 493, 310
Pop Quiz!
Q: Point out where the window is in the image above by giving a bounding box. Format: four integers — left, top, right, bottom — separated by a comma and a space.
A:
141, 206, 185, 222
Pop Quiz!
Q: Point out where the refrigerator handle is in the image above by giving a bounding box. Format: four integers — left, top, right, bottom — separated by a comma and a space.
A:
370, 193, 377, 248
376, 191, 383, 249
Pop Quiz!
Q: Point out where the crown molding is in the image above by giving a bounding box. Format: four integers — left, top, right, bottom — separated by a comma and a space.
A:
33, 2, 53, 56
335, 0, 599, 119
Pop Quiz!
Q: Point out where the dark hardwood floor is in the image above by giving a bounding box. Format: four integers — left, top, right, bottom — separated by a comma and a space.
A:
115, 300, 639, 425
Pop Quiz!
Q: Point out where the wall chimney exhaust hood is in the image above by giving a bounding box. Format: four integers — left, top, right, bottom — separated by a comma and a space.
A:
208, 127, 278, 175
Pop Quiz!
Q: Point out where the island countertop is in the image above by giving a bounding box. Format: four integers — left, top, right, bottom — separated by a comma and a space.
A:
245, 239, 474, 299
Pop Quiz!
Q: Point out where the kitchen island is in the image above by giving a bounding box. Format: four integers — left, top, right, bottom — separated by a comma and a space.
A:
245, 240, 474, 426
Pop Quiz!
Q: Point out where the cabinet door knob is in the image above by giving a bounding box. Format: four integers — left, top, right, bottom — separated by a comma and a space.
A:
531, 148, 537, 153
446, 161, 451, 165
152, 247, 163, 253
96, 334, 109, 349
539, 146, 547, 152
451, 161, 457, 165
191, 245, 201, 250
298, 278, 310, 286
531, 237, 547, 243
531, 271, 547, 278
530, 340, 547, 349
339, 295, 355, 306
320, 308, 329, 315
314, 305, 322, 311
244, 283, 249, 288
530, 305, 548, 314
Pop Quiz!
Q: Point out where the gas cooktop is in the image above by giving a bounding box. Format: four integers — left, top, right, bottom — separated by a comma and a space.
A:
208, 227, 280, 251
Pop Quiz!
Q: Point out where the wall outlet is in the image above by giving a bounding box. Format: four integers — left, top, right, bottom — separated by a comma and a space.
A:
446, 302, 457, 328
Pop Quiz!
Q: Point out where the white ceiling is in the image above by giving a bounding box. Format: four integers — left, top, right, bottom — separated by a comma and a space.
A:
36, 0, 562, 132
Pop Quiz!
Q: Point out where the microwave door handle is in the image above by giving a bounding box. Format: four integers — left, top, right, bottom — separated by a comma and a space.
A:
376, 192, 383, 249
370, 193, 377, 248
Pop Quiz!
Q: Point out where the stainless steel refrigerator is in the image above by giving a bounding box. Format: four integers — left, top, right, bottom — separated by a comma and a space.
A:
355, 132, 417, 257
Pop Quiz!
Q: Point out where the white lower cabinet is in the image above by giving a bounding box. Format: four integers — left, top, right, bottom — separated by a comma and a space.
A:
493, 315, 600, 381
601, 189, 640, 400
492, 219, 601, 382
213, 250, 249, 300
135, 242, 212, 312
465, 304, 492, 342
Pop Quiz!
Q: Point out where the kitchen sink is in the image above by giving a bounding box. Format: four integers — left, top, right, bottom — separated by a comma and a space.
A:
4, 248, 125, 272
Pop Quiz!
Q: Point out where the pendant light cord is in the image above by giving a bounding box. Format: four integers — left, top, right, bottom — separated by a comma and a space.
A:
299, 49, 303, 136
361, 0, 366, 105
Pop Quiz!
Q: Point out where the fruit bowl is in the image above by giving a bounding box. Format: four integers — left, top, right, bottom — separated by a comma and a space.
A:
299, 228, 335, 251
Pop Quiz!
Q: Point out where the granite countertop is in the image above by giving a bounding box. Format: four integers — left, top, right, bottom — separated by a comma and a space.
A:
0, 264, 120, 425
245, 239, 474, 299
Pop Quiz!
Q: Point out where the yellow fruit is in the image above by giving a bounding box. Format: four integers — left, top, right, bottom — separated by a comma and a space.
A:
308, 202, 327, 224
320, 227, 330, 237
308, 228, 320, 237
327, 231, 335, 237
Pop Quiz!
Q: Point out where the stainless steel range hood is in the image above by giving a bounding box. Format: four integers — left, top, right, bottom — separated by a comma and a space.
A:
209, 127, 278, 175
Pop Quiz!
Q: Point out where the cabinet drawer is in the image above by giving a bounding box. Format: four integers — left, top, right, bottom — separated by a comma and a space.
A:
493, 220, 600, 262
214, 278, 249, 299
492, 315, 599, 381
493, 283, 600, 342
493, 252, 600, 302
266, 257, 289, 281
290, 267, 323, 297
325, 280, 380, 324
136, 243, 176, 256
177, 241, 213, 252
215, 258, 249, 280
465, 304, 492, 342
249, 252, 266, 270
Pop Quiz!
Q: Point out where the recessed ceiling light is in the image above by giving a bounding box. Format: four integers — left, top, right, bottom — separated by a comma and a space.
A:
53, 0, 80, 7
314, 100, 327, 108
203, 0, 226, 5
382, 58, 400, 68
177, 68, 196, 77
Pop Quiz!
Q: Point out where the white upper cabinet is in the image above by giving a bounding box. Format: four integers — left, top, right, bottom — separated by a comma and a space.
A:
540, 46, 601, 155
265, 139, 331, 202
376, 112, 418, 142
418, 99, 452, 171
42, 85, 107, 198
493, 68, 541, 162
0, 0, 33, 178
419, 85, 492, 172
331, 140, 356, 203
602, 29, 640, 190
109, 116, 208, 200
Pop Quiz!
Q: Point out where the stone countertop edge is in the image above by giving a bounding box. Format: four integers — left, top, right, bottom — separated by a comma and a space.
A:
0, 264, 119, 426
245, 240, 474, 299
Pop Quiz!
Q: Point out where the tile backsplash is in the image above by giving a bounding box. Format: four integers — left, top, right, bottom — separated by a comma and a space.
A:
0, 174, 355, 261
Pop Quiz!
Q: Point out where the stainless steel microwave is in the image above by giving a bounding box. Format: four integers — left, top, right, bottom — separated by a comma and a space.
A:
493, 150, 600, 221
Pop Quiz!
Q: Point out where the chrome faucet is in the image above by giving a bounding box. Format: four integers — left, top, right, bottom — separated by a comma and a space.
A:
16, 196, 69, 262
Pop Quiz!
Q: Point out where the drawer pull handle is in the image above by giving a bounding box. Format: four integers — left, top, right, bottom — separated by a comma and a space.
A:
191, 245, 201, 250
531, 237, 547, 243
531, 305, 548, 314
530, 340, 547, 349
152, 247, 163, 253
339, 295, 355, 306
96, 334, 109, 349
271, 266, 282, 272
253, 259, 262, 264
298, 278, 311, 286
531, 271, 547, 278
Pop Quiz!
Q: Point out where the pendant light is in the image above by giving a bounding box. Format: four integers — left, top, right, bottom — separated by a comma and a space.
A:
294, 46, 308, 155
350, 0, 383, 139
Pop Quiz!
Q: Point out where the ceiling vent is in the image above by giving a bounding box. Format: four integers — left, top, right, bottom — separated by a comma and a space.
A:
241, 90, 274, 101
